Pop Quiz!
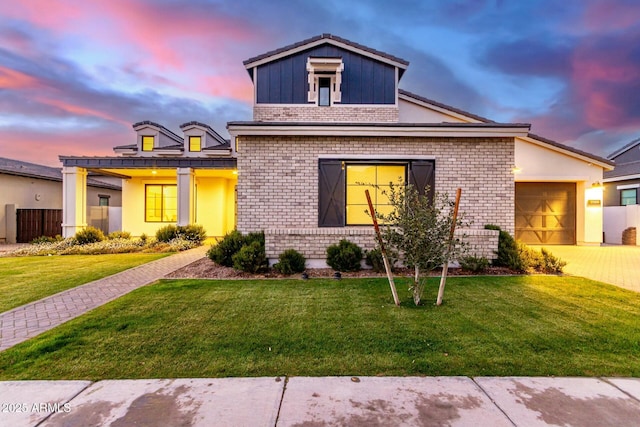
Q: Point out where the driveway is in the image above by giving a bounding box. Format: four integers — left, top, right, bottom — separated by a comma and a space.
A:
539, 245, 640, 293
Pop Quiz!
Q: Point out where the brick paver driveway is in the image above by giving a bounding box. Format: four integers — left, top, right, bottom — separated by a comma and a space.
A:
539, 245, 640, 293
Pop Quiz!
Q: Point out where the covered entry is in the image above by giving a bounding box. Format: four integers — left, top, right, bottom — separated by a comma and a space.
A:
515, 182, 576, 245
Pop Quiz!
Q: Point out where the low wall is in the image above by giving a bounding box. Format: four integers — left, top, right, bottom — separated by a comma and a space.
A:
604, 205, 640, 245
265, 227, 499, 267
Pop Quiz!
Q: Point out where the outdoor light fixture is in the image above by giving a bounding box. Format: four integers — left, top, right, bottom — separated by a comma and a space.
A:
592, 181, 603, 188
151, 169, 157, 175
512, 166, 522, 174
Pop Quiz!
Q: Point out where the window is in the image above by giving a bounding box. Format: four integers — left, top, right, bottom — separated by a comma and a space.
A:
318, 78, 331, 106
621, 188, 637, 205
346, 164, 406, 225
98, 195, 110, 207
189, 136, 201, 152
318, 159, 434, 227
145, 184, 177, 222
142, 136, 154, 151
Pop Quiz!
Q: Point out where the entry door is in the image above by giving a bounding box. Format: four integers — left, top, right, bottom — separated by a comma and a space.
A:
515, 183, 576, 245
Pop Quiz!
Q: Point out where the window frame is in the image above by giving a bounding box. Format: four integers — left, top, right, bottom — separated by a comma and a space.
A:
98, 195, 110, 207
318, 77, 331, 106
344, 162, 408, 226
621, 188, 637, 206
142, 135, 154, 152
144, 184, 177, 223
189, 135, 202, 152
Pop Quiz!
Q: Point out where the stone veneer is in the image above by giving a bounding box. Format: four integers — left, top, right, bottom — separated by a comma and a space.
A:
237, 135, 514, 263
253, 105, 399, 123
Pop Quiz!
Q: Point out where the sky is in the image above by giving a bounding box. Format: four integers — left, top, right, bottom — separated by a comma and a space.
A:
1, 0, 639, 167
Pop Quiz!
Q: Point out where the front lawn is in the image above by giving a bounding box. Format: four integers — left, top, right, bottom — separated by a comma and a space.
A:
0, 253, 168, 313
0, 276, 638, 379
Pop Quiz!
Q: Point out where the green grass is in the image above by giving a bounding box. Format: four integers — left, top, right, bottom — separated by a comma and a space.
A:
0, 276, 639, 380
0, 253, 168, 312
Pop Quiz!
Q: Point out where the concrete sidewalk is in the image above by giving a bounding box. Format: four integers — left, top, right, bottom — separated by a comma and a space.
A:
1, 376, 639, 426
0, 246, 208, 351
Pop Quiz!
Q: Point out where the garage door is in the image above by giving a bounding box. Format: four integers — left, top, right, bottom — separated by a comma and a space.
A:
515, 183, 576, 245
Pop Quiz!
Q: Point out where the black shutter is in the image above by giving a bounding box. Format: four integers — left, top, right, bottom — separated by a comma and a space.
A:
318, 160, 345, 227
409, 161, 435, 200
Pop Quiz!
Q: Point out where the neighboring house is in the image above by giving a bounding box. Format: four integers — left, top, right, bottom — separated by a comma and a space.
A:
603, 138, 640, 244
0, 157, 122, 243
60, 34, 613, 265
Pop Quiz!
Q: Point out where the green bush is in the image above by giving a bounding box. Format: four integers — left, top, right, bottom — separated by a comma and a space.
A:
273, 249, 307, 275
232, 240, 268, 273
178, 224, 206, 243
31, 235, 63, 244
74, 226, 105, 245
107, 231, 131, 240
540, 248, 567, 274
139, 233, 148, 244
244, 231, 265, 246
326, 239, 363, 272
484, 224, 522, 271
364, 247, 398, 273
156, 225, 179, 243
207, 230, 246, 267
459, 255, 490, 273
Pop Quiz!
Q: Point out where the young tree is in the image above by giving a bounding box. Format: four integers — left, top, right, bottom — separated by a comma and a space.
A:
376, 183, 466, 305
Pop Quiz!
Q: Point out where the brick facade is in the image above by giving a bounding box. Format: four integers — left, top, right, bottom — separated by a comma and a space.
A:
237, 135, 514, 263
253, 105, 399, 123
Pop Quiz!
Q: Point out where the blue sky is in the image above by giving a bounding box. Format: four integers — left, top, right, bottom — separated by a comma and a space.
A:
1, 0, 639, 166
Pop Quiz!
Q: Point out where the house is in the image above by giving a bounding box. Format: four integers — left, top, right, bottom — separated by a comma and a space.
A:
0, 157, 122, 243
603, 138, 640, 244
60, 34, 613, 265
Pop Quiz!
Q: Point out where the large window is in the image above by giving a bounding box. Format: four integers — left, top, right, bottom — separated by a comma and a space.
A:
145, 184, 177, 222
142, 136, 154, 151
189, 136, 201, 152
345, 164, 406, 225
621, 188, 637, 206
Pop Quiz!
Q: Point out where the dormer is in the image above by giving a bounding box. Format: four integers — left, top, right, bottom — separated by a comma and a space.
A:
117, 121, 184, 157
243, 34, 409, 123
180, 121, 232, 157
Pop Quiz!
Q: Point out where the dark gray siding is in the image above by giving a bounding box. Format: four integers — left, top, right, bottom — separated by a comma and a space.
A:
256, 45, 396, 105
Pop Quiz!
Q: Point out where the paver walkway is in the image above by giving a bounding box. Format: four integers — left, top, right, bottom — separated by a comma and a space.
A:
539, 244, 640, 293
0, 246, 207, 351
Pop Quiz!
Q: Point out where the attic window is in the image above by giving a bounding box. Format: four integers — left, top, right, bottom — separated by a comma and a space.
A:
307, 57, 344, 106
142, 136, 154, 151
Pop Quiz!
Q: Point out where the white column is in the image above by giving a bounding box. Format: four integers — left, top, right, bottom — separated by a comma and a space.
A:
62, 167, 87, 237
177, 168, 195, 226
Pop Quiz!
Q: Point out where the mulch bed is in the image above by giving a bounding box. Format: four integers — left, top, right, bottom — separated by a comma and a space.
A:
165, 257, 519, 279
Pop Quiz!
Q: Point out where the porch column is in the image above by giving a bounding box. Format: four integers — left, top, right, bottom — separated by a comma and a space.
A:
177, 167, 195, 226
62, 166, 87, 237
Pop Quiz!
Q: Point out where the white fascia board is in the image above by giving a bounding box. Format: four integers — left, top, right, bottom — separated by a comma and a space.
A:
228, 125, 529, 138
244, 38, 408, 70
318, 154, 436, 160
515, 175, 590, 182
204, 149, 232, 157
604, 174, 640, 183
520, 136, 614, 171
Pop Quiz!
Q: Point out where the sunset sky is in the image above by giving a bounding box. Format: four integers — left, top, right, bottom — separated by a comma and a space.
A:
1, 0, 639, 166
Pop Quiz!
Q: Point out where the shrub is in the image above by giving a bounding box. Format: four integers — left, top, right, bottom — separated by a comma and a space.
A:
107, 231, 131, 240
232, 240, 268, 273
207, 230, 246, 267
31, 235, 63, 244
540, 248, 567, 274
484, 224, 522, 270
326, 239, 363, 272
156, 225, 179, 243
459, 255, 490, 273
364, 247, 398, 273
74, 226, 105, 245
273, 249, 306, 275
139, 233, 148, 244
178, 224, 206, 243
244, 231, 265, 246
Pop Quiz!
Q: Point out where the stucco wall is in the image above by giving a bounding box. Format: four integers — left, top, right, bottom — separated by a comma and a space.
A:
237, 135, 514, 262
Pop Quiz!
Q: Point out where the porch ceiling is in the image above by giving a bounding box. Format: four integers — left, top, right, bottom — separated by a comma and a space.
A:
97, 168, 237, 179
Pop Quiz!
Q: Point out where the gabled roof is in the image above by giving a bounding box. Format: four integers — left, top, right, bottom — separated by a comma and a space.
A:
180, 121, 228, 146
525, 134, 614, 169
243, 33, 409, 74
399, 89, 494, 123
132, 120, 183, 144
0, 157, 121, 190
607, 137, 640, 160
604, 160, 640, 179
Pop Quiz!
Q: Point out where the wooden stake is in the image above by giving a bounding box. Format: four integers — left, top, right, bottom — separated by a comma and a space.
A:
437, 188, 462, 306
365, 189, 400, 306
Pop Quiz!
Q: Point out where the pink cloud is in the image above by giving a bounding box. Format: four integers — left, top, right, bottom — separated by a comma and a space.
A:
35, 96, 130, 127
581, 0, 640, 31
0, 66, 41, 89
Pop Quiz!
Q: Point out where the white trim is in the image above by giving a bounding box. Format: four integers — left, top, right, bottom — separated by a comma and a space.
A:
244, 37, 409, 70
604, 174, 640, 182
520, 136, 614, 171
228, 124, 530, 138
617, 183, 640, 190
318, 154, 436, 160
515, 176, 589, 182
